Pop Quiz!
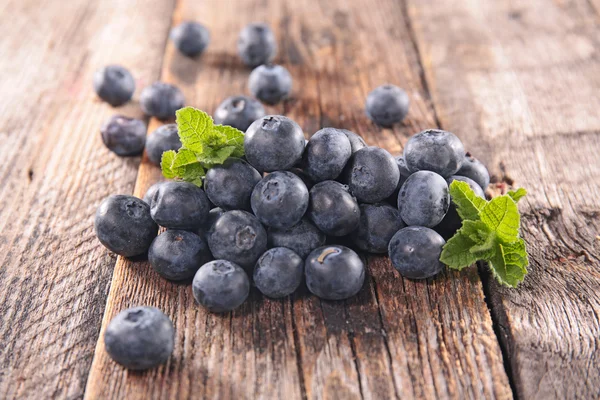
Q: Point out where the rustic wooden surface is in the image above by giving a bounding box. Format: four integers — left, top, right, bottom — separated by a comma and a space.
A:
0, 0, 597, 399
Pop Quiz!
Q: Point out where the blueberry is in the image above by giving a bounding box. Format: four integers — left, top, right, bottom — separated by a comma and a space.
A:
305, 245, 365, 300
204, 158, 262, 211
237, 23, 277, 67
340, 129, 367, 153
288, 167, 315, 190
143, 181, 166, 205
304, 128, 352, 182
404, 129, 465, 178
436, 176, 485, 239
195, 207, 225, 239
248, 64, 292, 105
207, 210, 267, 271
350, 203, 406, 254
140, 82, 185, 120
93, 65, 135, 107
145, 124, 181, 165
267, 218, 326, 259
170, 21, 210, 57
104, 306, 174, 370
149, 181, 210, 230
251, 171, 309, 229
100, 115, 146, 156
308, 180, 360, 236
345, 146, 399, 203
213, 96, 266, 132
365, 84, 409, 127
192, 260, 250, 312
244, 115, 305, 172
148, 230, 212, 281
95, 195, 158, 257
386, 155, 414, 204
254, 247, 303, 298
388, 226, 446, 279
456, 153, 490, 190
398, 170, 449, 228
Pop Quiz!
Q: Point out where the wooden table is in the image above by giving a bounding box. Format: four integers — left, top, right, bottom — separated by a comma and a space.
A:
1, 0, 598, 399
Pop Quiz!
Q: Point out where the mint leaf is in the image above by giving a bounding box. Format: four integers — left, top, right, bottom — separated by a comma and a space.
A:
488, 238, 528, 287
480, 196, 520, 243
507, 188, 527, 203
172, 148, 199, 176
196, 146, 238, 165
449, 180, 488, 221
441, 220, 491, 270
179, 163, 205, 186
213, 124, 245, 157
160, 150, 176, 179
175, 107, 215, 152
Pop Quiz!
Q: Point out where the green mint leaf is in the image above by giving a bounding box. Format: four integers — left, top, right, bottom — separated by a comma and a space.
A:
160, 150, 177, 179
480, 196, 520, 243
441, 220, 491, 270
507, 188, 527, 203
172, 148, 199, 176
449, 180, 488, 221
196, 146, 238, 165
175, 107, 215, 152
213, 124, 245, 157
488, 238, 528, 287
180, 163, 205, 186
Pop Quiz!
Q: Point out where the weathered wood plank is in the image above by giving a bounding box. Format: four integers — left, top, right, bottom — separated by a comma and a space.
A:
85, 1, 512, 399
407, 0, 600, 398
0, 0, 176, 398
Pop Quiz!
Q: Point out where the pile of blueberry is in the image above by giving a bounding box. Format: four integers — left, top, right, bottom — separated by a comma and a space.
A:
93, 21, 488, 370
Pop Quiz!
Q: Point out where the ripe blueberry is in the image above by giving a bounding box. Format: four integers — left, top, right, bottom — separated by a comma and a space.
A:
248, 64, 292, 105
350, 203, 406, 254
237, 23, 277, 67
170, 21, 210, 57
104, 306, 174, 370
404, 129, 465, 178
267, 218, 326, 260
456, 153, 490, 190
304, 128, 352, 182
149, 181, 210, 230
388, 226, 446, 279
213, 96, 266, 132
305, 245, 365, 300
145, 124, 181, 165
345, 146, 399, 203
254, 247, 303, 298
308, 181, 360, 236
192, 260, 250, 312
93, 65, 135, 107
140, 82, 185, 121
100, 115, 146, 156
148, 230, 212, 281
365, 84, 409, 127
95, 195, 157, 257
397, 170, 449, 228
204, 158, 262, 211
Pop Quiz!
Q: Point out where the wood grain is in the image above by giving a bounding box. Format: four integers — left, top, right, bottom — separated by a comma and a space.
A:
0, 0, 176, 398
407, 0, 600, 398
84, 0, 511, 399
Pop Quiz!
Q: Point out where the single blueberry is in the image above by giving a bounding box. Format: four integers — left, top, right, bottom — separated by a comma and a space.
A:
388, 226, 446, 279
397, 170, 449, 228
145, 124, 181, 165
350, 203, 406, 254
237, 23, 277, 67
365, 84, 410, 127
267, 218, 326, 259
340, 129, 367, 153
192, 260, 250, 312
213, 96, 266, 132
254, 247, 303, 298
304, 128, 352, 182
251, 171, 309, 229
207, 210, 267, 271
93, 65, 135, 107
100, 115, 146, 156
95, 195, 158, 257
305, 245, 365, 300
248, 64, 292, 105
456, 153, 490, 190
170, 21, 210, 57
148, 230, 212, 281
140, 82, 185, 120
104, 306, 174, 370
404, 129, 465, 178
204, 158, 262, 211
244, 115, 305, 172
150, 181, 210, 230
345, 146, 399, 203
308, 180, 360, 236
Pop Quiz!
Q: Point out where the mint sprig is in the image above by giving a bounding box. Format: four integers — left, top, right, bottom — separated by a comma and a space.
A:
440, 181, 530, 287
160, 107, 245, 184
